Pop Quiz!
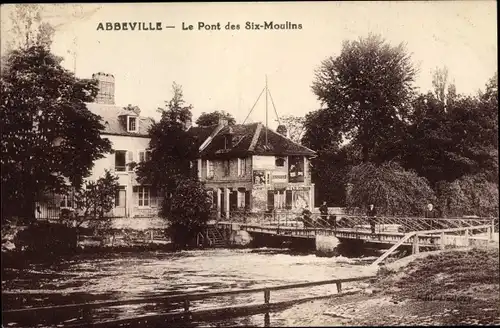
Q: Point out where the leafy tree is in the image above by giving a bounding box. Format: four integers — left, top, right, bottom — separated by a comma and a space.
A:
0, 46, 112, 222
162, 178, 213, 248
436, 174, 499, 218
346, 161, 436, 216
196, 110, 235, 127
136, 83, 212, 248
62, 170, 120, 229
136, 82, 197, 192
277, 115, 305, 143
311, 34, 416, 163
3, 4, 55, 51
402, 73, 498, 186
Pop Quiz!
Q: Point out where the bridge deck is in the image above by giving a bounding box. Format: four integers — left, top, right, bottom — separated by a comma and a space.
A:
216, 222, 446, 247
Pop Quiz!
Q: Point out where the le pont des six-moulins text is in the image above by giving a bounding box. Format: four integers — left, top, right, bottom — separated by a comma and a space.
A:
96, 21, 303, 31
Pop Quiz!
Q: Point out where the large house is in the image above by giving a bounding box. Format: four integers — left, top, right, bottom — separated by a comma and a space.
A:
38, 73, 316, 221
191, 120, 316, 219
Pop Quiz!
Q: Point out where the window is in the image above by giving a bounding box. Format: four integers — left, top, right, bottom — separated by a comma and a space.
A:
207, 160, 214, 178
139, 150, 151, 162
60, 195, 74, 209
238, 158, 246, 177
115, 150, 127, 171
275, 157, 285, 167
138, 186, 150, 207
128, 117, 137, 132
223, 160, 230, 177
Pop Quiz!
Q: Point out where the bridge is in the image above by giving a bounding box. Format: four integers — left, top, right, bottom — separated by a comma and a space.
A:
213, 213, 499, 260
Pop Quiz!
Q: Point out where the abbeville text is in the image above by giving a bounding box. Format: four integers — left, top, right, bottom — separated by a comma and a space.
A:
97, 22, 163, 31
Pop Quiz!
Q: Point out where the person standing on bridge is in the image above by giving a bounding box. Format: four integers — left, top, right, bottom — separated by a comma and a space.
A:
319, 202, 328, 226
424, 203, 441, 231
302, 206, 312, 228
367, 204, 377, 234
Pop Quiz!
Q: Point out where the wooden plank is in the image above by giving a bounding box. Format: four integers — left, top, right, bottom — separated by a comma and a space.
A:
64, 291, 360, 328
3, 276, 374, 317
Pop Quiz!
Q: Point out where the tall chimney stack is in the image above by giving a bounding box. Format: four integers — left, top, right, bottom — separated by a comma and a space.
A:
92, 72, 115, 105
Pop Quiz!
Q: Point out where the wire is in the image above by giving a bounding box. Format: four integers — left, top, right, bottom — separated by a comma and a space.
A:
268, 89, 281, 125
242, 87, 266, 124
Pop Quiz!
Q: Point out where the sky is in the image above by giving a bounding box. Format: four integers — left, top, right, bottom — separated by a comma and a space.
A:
1, 2, 497, 129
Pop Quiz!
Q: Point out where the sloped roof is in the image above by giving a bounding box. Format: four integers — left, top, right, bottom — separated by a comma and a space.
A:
193, 122, 315, 158
188, 125, 218, 149
85, 102, 155, 137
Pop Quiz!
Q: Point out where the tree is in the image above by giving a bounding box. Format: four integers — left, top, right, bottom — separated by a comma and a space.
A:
3, 4, 55, 51
62, 170, 120, 229
162, 178, 213, 248
136, 82, 197, 192
0, 46, 112, 222
436, 174, 499, 218
136, 83, 213, 248
311, 34, 416, 163
402, 73, 498, 186
196, 110, 236, 127
346, 161, 436, 216
277, 115, 306, 143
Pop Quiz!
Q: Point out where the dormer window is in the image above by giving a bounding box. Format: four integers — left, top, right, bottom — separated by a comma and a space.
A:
128, 117, 137, 132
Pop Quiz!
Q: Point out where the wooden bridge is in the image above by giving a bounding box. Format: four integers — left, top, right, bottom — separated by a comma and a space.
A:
215, 214, 499, 252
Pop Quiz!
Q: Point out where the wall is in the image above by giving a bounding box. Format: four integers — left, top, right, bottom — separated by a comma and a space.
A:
86, 134, 160, 219
200, 156, 253, 183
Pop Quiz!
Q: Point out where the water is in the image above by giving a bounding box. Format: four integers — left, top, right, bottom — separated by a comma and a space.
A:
2, 248, 376, 327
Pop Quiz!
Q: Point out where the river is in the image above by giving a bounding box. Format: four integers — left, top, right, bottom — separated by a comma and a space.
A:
2, 248, 377, 327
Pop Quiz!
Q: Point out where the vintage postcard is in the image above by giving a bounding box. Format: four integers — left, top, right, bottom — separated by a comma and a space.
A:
1, 2, 498, 327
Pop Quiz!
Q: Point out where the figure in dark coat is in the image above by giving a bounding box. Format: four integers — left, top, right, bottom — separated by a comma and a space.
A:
319, 202, 328, 225
367, 204, 377, 234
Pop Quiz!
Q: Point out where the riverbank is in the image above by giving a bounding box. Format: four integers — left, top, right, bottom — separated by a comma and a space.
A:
266, 246, 499, 326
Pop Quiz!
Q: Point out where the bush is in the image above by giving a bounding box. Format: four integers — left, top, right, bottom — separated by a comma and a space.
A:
346, 161, 436, 216
161, 178, 214, 248
13, 221, 77, 254
436, 174, 499, 217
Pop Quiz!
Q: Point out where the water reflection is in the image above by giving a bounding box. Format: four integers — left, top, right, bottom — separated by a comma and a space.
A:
2, 248, 375, 327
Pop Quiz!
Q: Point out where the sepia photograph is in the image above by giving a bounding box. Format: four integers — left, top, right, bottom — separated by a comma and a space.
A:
1, 1, 498, 327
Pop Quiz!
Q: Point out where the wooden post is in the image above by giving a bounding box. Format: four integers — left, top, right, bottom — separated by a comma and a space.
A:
488, 227, 492, 242
183, 299, 190, 312
336, 282, 342, 293
413, 234, 419, 254
440, 232, 445, 250
465, 228, 469, 246
264, 312, 270, 327
264, 289, 270, 304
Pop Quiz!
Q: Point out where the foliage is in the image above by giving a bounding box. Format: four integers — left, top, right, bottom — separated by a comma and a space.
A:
277, 115, 306, 143
13, 221, 78, 254
2, 4, 55, 53
346, 161, 436, 216
162, 178, 213, 248
0, 46, 112, 222
196, 110, 235, 127
311, 34, 416, 162
402, 74, 498, 186
136, 83, 210, 248
435, 174, 499, 218
62, 170, 120, 229
136, 82, 197, 191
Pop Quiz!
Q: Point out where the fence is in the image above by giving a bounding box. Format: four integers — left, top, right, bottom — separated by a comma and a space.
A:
219, 210, 498, 234
3, 275, 375, 328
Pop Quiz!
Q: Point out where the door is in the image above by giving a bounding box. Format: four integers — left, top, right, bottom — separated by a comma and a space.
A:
114, 187, 126, 217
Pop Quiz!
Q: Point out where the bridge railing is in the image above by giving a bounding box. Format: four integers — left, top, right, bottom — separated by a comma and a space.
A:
371, 224, 494, 266
2, 275, 375, 328
219, 211, 497, 234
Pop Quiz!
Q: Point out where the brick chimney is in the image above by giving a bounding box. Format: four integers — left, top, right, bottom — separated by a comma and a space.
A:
92, 72, 115, 105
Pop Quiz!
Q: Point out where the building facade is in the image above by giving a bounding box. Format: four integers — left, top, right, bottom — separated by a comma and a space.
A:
37, 73, 161, 220
38, 73, 316, 222
191, 120, 316, 219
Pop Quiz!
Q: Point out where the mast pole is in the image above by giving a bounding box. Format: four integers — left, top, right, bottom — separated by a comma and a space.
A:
265, 75, 268, 146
